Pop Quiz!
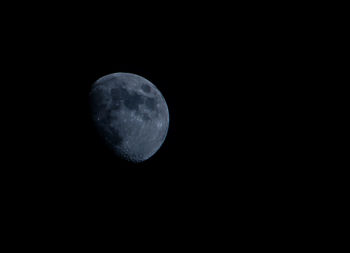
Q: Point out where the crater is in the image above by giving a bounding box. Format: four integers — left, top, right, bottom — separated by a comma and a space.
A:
141, 84, 151, 93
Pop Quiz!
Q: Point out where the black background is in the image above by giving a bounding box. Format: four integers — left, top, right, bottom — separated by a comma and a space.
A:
1, 3, 317, 247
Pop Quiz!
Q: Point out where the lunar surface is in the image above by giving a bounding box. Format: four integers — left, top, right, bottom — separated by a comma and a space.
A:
90, 73, 169, 163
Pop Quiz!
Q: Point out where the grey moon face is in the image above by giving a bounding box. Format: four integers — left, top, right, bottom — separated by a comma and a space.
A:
90, 72, 169, 163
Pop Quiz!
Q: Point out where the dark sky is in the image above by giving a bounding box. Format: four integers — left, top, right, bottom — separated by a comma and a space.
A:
2, 4, 311, 245
7, 27, 295, 201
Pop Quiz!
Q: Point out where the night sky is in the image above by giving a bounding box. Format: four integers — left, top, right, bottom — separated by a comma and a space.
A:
2, 4, 310, 246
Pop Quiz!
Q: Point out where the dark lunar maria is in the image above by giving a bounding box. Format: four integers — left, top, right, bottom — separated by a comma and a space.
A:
90, 72, 169, 163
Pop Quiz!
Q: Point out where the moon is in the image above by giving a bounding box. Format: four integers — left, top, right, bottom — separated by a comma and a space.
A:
89, 72, 169, 163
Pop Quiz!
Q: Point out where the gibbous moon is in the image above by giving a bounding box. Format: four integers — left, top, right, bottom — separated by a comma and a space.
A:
90, 73, 169, 163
